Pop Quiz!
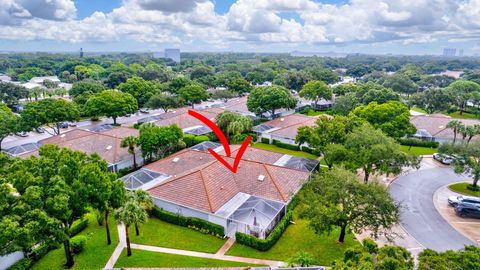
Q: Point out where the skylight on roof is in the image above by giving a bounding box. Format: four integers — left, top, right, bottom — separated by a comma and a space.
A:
172, 157, 180, 163
106, 145, 112, 150
258, 175, 265, 181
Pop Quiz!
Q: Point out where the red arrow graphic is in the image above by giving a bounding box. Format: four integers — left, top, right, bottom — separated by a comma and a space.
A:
188, 110, 252, 173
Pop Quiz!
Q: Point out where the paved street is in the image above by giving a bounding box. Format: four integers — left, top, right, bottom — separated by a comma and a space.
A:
390, 166, 475, 251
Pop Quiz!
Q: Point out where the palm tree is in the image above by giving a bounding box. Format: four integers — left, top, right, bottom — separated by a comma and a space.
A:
121, 136, 138, 169
127, 190, 153, 236
447, 120, 463, 144
459, 125, 469, 143
114, 200, 148, 256
466, 125, 480, 144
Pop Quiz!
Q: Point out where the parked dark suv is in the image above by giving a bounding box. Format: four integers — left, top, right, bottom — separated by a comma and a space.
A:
454, 204, 480, 219
448, 195, 480, 207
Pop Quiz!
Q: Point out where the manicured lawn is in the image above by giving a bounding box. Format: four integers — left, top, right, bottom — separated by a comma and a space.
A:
400, 145, 437, 155
444, 111, 480, 120
226, 212, 359, 266
128, 217, 226, 253
114, 249, 261, 268
410, 106, 427, 114
253, 143, 319, 159
449, 182, 480, 197
31, 212, 118, 270
303, 109, 326, 116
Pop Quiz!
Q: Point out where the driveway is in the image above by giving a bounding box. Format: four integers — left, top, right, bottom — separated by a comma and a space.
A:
390, 166, 475, 251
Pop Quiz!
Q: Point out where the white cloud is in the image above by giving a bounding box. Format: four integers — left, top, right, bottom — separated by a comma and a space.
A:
1, 0, 480, 51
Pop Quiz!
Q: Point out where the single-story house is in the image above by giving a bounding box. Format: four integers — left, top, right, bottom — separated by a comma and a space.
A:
410, 114, 480, 143
36, 126, 142, 172
120, 142, 318, 239
253, 114, 325, 145
216, 96, 303, 119
29, 76, 61, 84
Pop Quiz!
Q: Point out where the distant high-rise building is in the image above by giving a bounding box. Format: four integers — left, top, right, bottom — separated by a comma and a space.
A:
80, 48, 84, 58
443, 48, 456, 57
459, 49, 464, 57
152, 49, 180, 63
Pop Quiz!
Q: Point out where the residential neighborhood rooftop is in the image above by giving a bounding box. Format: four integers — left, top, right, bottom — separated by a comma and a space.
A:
410, 114, 480, 142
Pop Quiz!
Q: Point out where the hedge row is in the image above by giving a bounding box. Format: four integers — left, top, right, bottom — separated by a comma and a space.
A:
301, 146, 321, 156
183, 134, 210, 147
7, 218, 89, 270
261, 137, 270, 144
272, 140, 300, 151
398, 138, 439, 148
151, 207, 224, 237
235, 210, 293, 251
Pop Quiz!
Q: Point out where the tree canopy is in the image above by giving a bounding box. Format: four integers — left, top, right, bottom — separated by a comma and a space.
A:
146, 93, 183, 112
352, 101, 416, 138
117, 76, 160, 107
247, 85, 297, 117
0, 145, 120, 267
0, 82, 28, 105
300, 168, 401, 243
84, 90, 138, 125
0, 104, 21, 151
179, 84, 208, 109
299, 80, 333, 110
137, 123, 184, 161
21, 98, 80, 135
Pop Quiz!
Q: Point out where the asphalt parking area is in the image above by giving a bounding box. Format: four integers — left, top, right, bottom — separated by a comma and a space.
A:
433, 183, 480, 246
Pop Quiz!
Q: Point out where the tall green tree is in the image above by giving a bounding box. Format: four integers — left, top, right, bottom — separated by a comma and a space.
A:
352, 101, 416, 138
121, 136, 139, 169
300, 168, 400, 243
344, 124, 420, 182
21, 98, 80, 135
247, 85, 297, 118
382, 74, 418, 95
146, 93, 183, 112
227, 78, 253, 94
84, 90, 138, 125
215, 111, 253, 141
1, 145, 116, 267
179, 84, 208, 109
126, 190, 153, 236
69, 79, 106, 97
0, 104, 20, 151
447, 80, 480, 115
0, 82, 28, 105
137, 123, 184, 161
418, 246, 480, 270
411, 88, 453, 114
115, 199, 148, 256
446, 120, 464, 144
299, 80, 333, 110
117, 76, 159, 107
439, 142, 480, 188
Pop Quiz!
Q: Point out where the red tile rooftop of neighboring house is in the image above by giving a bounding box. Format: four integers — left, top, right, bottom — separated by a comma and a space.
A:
146, 148, 310, 213
153, 108, 224, 130
37, 127, 139, 165
258, 114, 328, 140
410, 114, 480, 141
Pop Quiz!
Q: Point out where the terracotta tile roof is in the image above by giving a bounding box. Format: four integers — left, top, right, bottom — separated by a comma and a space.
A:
146, 148, 310, 213
410, 114, 480, 141
256, 114, 327, 140
38, 127, 139, 165
154, 108, 224, 130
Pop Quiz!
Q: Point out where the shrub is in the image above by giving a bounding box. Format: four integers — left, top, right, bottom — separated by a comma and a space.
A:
71, 235, 87, 254
397, 138, 439, 148
245, 132, 257, 142
7, 258, 31, 270
362, 238, 378, 253
273, 140, 299, 151
151, 207, 224, 237
235, 210, 293, 251
194, 135, 209, 145
301, 146, 320, 156
132, 122, 142, 129
467, 184, 480, 192
183, 134, 196, 147
261, 137, 270, 144
30, 243, 57, 262
69, 218, 89, 236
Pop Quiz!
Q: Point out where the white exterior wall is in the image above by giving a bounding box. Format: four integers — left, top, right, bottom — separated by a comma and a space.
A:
0, 251, 24, 270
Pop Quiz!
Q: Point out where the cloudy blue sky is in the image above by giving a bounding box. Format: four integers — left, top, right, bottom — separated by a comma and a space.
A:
1, 0, 480, 55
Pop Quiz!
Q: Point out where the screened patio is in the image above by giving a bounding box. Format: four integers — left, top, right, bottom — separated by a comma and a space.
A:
120, 168, 171, 190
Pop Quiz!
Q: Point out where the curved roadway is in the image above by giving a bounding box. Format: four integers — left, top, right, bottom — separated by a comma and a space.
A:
389, 167, 475, 251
